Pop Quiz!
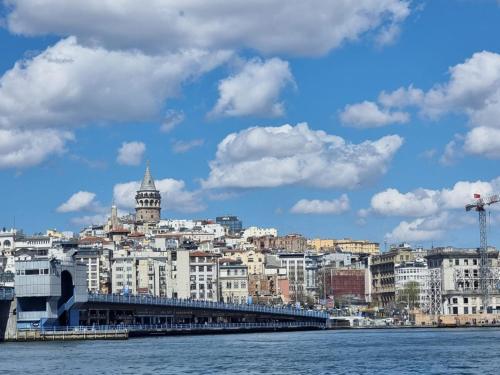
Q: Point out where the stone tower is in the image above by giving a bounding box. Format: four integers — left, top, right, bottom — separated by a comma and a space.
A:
135, 162, 161, 223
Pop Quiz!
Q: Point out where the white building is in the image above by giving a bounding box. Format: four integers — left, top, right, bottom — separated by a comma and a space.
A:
242, 226, 278, 240
425, 248, 500, 315
394, 259, 429, 307
219, 261, 249, 304
189, 251, 220, 301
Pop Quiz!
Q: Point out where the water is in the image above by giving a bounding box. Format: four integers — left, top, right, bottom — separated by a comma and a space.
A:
1, 328, 499, 374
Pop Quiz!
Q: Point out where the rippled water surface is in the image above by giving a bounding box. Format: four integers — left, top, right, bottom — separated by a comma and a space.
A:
1, 328, 499, 374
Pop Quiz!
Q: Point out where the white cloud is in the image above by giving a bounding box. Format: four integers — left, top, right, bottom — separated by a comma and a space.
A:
0, 128, 73, 169
57, 191, 97, 213
290, 194, 350, 214
70, 214, 108, 227
160, 110, 185, 133
5, 0, 411, 56
385, 216, 445, 242
385, 211, 476, 242
369, 178, 500, 218
351, 51, 500, 158
172, 139, 204, 154
439, 135, 463, 166
464, 126, 500, 158
202, 123, 403, 189
340, 101, 410, 128
210, 58, 294, 118
0, 37, 231, 130
371, 188, 440, 217
117, 141, 146, 166
114, 178, 205, 213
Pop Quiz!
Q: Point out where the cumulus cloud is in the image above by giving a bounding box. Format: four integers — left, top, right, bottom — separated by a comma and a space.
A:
0, 37, 229, 168
0, 37, 231, 130
290, 194, 350, 214
210, 58, 294, 118
385, 212, 475, 242
202, 123, 403, 189
0, 128, 73, 169
57, 191, 97, 213
368, 178, 500, 243
114, 178, 205, 213
370, 178, 500, 218
464, 126, 500, 158
371, 188, 440, 217
160, 110, 185, 133
346, 51, 500, 158
70, 214, 108, 227
339, 101, 410, 128
5, 0, 411, 56
172, 139, 204, 154
117, 141, 146, 166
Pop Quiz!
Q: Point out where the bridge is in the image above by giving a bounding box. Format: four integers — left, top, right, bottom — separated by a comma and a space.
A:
9, 258, 329, 337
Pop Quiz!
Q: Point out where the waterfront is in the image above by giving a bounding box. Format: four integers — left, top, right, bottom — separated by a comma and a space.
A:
1, 328, 499, 374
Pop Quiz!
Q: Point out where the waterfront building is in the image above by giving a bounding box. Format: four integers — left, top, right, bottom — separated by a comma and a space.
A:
218, 261, 248, 304
394, 258, 429, 308
370, 246, 420, 308
425, 247, 500, 315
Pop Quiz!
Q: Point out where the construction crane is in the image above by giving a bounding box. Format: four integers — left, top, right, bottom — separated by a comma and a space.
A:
465, 193, 500, 313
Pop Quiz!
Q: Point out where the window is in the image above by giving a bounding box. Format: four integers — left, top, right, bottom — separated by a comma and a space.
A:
455, 259, 459, 266
226, 281, 232, 289
198, 266, 204, 272
473, 259, 478, 265
464, 307, 469, 314
464, 259, 469, 266
464, 297, 469, 304
190, 266, 196, 272
452, 298, 458, 304
207, 266, 212, 272
25, 269, 40, 275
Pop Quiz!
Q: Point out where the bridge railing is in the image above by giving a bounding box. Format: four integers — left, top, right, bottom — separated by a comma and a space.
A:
87, 293, 329, 320
22, 321, 325, 333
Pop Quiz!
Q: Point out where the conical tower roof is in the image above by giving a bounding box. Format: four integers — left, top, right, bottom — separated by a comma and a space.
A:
140, 161, 157, 191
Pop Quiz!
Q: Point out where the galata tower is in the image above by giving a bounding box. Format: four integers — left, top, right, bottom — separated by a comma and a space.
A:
135, 162, 161, 223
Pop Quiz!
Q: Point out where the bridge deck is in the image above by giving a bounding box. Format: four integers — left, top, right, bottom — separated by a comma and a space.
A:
88, 294, 329, 321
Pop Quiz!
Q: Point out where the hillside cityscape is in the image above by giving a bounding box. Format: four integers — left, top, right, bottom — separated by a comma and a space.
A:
2, 164, 499, 330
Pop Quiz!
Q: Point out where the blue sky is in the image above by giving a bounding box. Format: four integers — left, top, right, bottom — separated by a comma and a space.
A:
1, 0, 500, 248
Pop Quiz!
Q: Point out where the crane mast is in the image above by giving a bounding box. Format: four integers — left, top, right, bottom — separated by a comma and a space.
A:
465, 193, 499, 313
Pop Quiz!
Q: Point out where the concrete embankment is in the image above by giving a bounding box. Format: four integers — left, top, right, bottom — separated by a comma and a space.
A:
4, 329, 129, 342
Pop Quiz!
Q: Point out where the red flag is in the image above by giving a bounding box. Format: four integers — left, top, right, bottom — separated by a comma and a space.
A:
474, 193, 481, 199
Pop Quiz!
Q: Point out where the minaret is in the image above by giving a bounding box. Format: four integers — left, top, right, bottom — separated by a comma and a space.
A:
135, 161, 161, 223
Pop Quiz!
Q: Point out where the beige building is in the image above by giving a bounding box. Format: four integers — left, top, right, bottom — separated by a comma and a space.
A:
371, 247, 420, 307
222, 249, 266, 275
308, 238, 379, 254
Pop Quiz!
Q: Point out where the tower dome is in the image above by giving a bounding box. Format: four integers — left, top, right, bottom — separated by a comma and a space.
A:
135, 162, 161, 224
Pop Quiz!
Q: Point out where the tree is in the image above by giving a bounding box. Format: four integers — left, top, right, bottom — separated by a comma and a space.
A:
397, 281, 420, 309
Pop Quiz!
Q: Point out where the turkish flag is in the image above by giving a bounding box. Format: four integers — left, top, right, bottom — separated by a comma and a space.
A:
474, 193, 481, 199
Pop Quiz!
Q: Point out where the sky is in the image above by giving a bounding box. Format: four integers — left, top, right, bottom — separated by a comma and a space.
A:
1, 0, 500, 249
